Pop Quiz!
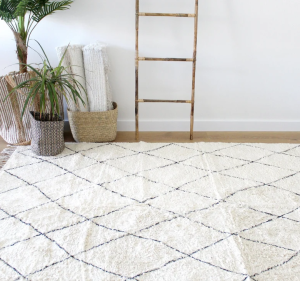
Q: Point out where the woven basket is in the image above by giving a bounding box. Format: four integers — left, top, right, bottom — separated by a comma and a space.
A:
68, 102, 118, 142
0, 71, 64, 145
30, 112, 65, 156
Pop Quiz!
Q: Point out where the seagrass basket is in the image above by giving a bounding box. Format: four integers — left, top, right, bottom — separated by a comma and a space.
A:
68, 102, 118, 142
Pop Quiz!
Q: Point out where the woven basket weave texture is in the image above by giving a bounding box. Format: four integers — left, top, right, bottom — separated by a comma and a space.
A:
30, 112, 65, 156
68, 102, 118, 143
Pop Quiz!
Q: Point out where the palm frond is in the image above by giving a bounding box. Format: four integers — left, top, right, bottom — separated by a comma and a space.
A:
31, 0, 73, 22
14, 0, 29, 17
0, 0, 19, 22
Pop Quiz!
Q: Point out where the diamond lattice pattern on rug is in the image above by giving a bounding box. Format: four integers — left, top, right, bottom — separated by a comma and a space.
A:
0, 142, 300, 280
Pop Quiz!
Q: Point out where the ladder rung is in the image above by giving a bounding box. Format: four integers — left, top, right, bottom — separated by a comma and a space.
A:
138, 13, 196, 18
137, 99, 192, 103
138, 57, 194, 62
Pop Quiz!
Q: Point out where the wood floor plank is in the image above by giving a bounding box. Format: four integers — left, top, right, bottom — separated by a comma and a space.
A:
0, 137, 7, 152
1, 131, 300, 153
114, 132, 300, 143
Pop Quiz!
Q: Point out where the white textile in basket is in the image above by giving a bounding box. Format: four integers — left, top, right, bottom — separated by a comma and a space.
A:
83, 43, 113, 112
56, 45, 89, 112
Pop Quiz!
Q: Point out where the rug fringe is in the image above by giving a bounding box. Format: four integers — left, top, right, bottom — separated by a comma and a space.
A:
0, 146, 17, 170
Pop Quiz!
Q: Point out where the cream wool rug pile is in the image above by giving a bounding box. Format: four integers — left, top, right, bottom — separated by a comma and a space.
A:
0, 142, 300, 281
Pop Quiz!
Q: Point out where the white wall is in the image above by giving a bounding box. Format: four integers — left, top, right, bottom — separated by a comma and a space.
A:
1, 0, 300, 131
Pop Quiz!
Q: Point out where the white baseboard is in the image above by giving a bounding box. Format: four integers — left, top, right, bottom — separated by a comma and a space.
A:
116, 120, 300, 132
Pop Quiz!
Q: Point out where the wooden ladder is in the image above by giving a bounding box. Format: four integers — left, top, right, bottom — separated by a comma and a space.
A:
135, 0, 199, 140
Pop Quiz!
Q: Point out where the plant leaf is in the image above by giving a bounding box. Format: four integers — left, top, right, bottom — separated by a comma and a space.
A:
30, 0, 73, 22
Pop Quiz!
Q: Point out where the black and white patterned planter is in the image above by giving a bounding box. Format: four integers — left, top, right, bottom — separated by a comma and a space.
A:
29, 111, 65, 156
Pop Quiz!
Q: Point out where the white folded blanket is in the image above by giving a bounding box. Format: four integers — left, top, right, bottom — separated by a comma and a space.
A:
83, 43, 113, 112
56, 45, 89, 112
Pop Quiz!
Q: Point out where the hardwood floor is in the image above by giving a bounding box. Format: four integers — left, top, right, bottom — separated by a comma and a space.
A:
0, 137, 7, 152
114, 132, 300, 144
1, 131, 300, 152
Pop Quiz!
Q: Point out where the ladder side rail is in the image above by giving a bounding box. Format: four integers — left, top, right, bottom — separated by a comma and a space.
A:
190, 0, 199, 140
135, 0, 140, 140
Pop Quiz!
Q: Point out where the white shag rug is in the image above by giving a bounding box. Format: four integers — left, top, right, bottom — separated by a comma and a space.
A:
0, 142, 300, 281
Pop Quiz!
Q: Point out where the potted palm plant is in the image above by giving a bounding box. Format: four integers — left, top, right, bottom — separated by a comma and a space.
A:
5, 42, 87, 156
0, 0, 73, 145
